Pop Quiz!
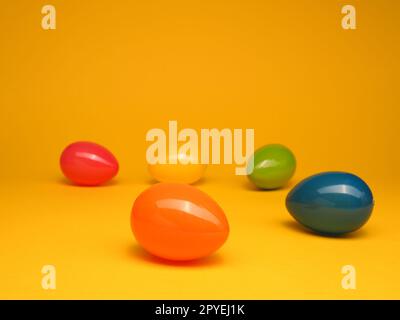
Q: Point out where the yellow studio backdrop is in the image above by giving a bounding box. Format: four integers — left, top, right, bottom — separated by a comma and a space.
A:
0, 0, 399, 299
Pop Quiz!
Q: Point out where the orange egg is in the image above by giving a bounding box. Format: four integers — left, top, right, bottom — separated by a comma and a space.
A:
131, 183, 229, 261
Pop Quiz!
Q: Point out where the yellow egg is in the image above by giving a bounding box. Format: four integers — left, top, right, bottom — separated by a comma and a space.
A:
148, 153, 207, 184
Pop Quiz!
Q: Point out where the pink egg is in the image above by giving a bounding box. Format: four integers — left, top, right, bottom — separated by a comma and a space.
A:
60, 141, 119, 186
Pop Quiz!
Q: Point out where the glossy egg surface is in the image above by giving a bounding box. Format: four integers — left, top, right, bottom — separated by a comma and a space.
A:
286, 172, 374, 235
131, 183, 229, 261
148, 152, 206, 184
60, 141, 119, 186
247, 144, 296, 189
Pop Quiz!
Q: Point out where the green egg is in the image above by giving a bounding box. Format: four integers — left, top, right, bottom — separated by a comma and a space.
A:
247, 144, 296, 189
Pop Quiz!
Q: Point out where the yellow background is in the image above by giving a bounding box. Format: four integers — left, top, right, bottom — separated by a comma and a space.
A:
0, 0, 399, 299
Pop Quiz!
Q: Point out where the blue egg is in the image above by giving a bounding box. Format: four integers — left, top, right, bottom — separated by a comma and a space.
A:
286, 172, 374, 235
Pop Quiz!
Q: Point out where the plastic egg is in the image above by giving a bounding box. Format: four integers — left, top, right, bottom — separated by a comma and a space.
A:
131, 183, 229, 261
148, 152, 206, 184
60, 141, 119, 186
286, 172, 374, 235
247, 144, 296, 189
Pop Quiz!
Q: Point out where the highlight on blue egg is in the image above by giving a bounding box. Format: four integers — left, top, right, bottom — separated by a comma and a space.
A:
286, 172, 374, 236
